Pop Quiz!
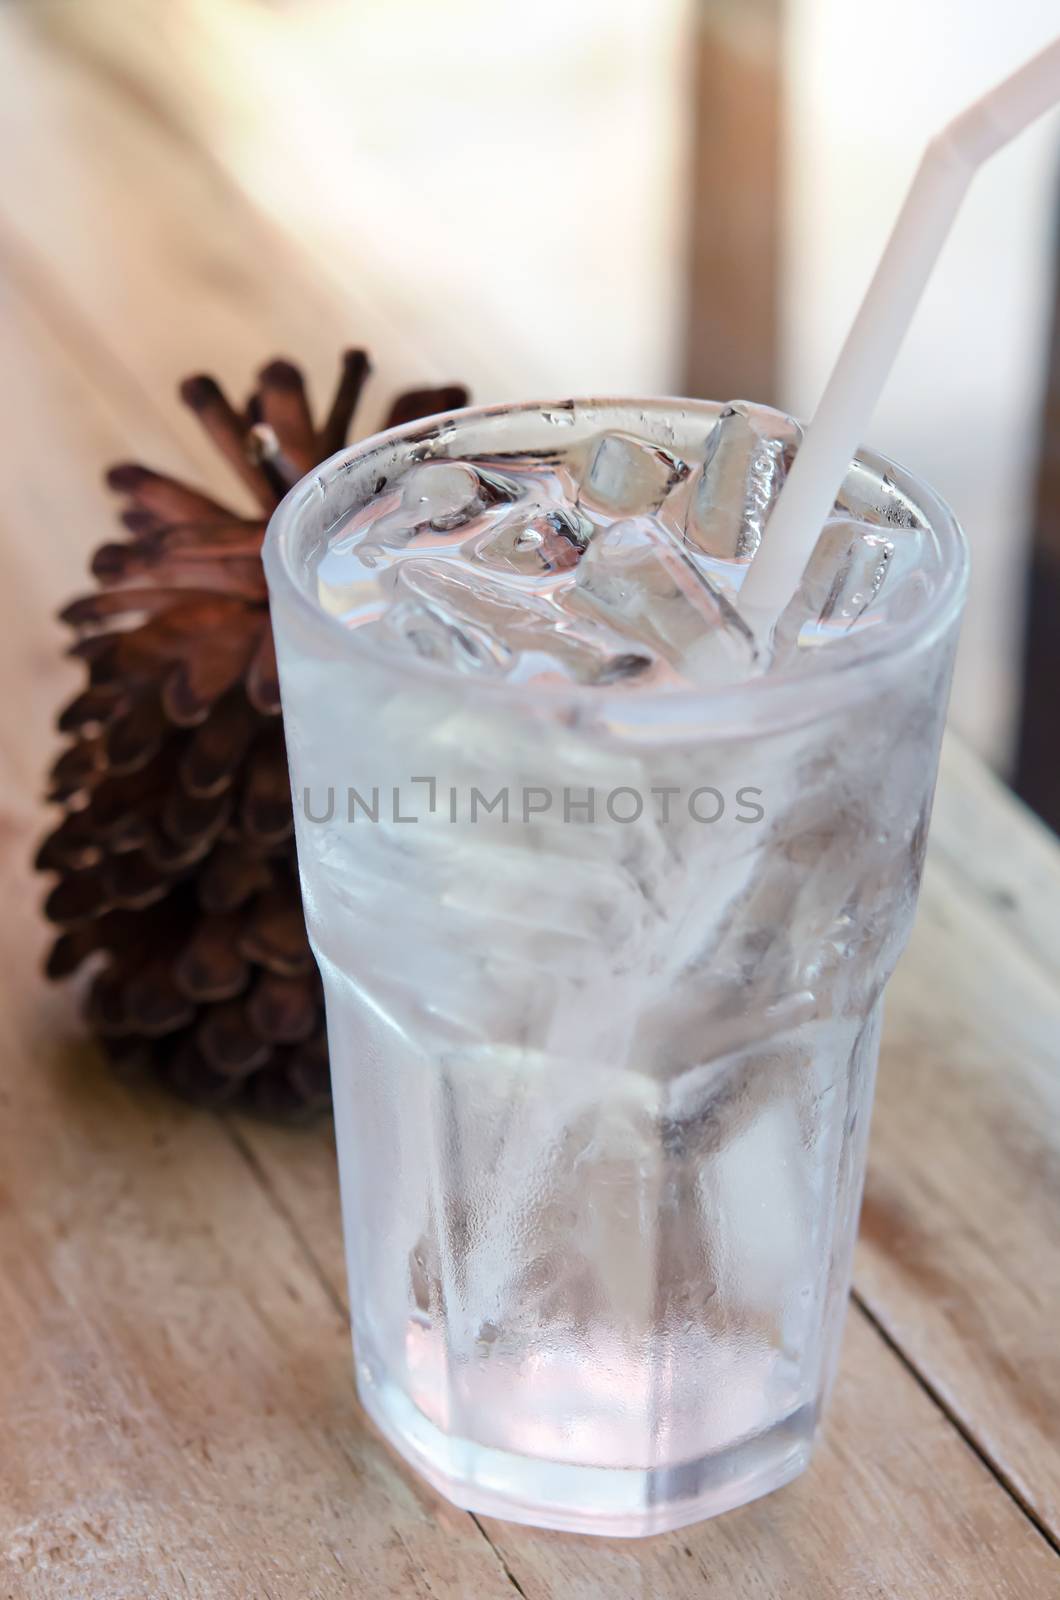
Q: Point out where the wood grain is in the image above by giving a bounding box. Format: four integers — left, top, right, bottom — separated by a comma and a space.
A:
856, 778, 1060, 1538
0, 2, 1057, 1593
0, 1021, 520, 1600
933, 735, 1060, 987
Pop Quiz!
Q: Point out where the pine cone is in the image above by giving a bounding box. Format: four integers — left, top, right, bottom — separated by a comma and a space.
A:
37, 350, 468, 1119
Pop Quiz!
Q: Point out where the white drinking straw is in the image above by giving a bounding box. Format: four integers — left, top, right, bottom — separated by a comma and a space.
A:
739, 34, 1060, 629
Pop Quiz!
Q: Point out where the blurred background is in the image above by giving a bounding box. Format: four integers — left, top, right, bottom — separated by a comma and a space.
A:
2, 0, 1058, 821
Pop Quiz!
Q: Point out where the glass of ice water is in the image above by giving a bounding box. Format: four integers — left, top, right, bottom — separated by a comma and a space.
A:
263, 398, 967, 1536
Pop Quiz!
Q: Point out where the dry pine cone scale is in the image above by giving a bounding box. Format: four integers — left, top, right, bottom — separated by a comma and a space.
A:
38, 350, 468, 1118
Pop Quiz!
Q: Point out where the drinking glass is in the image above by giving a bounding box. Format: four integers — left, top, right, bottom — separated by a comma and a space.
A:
263, 398, 967, 1535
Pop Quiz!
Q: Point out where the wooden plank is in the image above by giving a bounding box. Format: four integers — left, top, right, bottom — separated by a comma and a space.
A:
683, 0, 782, 403
0, 288, 177, 830
0, 1020, 518, 1600
934, 734, 1060, 988
856, 831, 1060, 1539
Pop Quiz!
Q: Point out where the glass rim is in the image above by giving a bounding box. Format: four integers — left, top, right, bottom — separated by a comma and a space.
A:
263, 395, 969, 740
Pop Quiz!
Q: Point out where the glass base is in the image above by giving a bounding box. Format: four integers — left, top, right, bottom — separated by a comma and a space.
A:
357, 1361, 815, 1538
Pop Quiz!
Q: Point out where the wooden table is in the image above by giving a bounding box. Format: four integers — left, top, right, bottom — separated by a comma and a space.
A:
1, 6, 1058, 1596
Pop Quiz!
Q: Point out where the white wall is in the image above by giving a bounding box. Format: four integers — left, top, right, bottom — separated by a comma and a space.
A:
781, 0, 1060, 767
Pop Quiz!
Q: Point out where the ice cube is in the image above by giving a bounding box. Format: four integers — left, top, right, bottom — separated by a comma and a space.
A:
386, 557, 662, 686
834, 463, 923, 530
684, 403, 801, 565
697, 755, 896, 1011
820, 532, 893, 629
772, 518, 894, 656
711, 1088, 815, 1309
578, 431, 689, 517
573, 517, 756, 681
377, 596, 513, 676
399, 461, 489, 531
465, 503, 593, 580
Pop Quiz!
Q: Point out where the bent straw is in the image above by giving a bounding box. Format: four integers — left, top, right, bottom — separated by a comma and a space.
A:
739, 34, 1060, 628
